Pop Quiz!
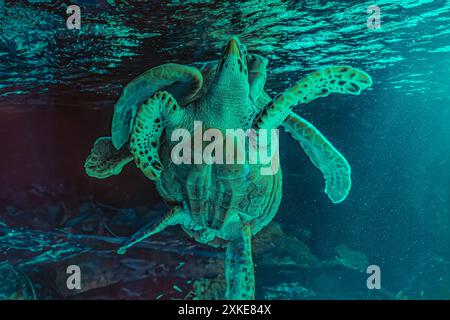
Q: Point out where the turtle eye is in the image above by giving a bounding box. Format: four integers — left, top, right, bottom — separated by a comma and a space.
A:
240, 44, 248, 57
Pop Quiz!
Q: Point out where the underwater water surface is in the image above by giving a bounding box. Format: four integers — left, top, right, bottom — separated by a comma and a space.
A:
1, 0, 450, 299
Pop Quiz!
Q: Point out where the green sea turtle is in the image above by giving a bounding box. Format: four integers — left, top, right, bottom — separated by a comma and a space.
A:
84, 37, 372, 299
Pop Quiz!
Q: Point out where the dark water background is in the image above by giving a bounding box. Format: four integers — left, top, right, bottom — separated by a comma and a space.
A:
1, 0, 450, 299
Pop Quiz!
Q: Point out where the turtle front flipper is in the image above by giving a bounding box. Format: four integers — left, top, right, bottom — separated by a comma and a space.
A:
254, 66, 372, 129
84, 137, 133, 179
283, 112, 351, 204
247, 54, 268, 103
117, 206, 193, 255
225, 225, 255, 300
130, 91, 184, 181
112, 63, 203, 149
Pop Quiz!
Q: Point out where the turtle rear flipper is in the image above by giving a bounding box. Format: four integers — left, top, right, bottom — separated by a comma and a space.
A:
84, 137, 133, 179
117, 206, 192, 255
283, 112, 351, 203
225, 225, 255, 300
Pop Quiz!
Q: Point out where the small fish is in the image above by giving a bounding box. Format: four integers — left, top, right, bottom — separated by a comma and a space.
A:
173, 285, 183, 293
175, 262, 185, 270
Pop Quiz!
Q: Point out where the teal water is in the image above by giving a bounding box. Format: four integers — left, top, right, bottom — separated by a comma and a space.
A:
1, 0, 450, 299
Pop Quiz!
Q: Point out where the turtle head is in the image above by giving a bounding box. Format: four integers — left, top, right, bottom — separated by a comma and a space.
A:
214, 36, 249, 92
202, 37, 251, 127
206, 37, 249, 104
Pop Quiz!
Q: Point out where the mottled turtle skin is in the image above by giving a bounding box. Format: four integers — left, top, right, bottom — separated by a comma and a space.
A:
85, 37, 372, 299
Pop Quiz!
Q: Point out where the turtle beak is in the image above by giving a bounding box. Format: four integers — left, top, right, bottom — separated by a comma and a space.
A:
216, 37, 247, 79
223, 37, 241, 58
